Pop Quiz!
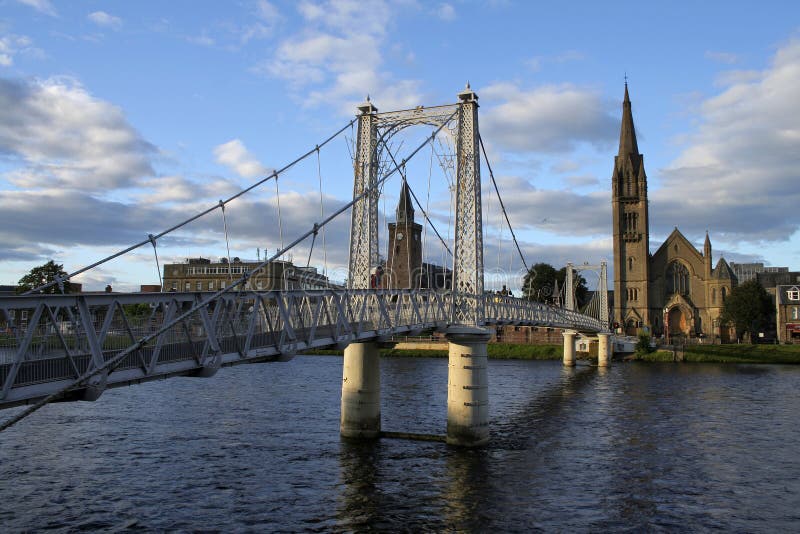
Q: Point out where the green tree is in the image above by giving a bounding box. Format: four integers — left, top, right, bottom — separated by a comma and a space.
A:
720, 280, 773, 342
16, 260, 74, 294
522, 262, 588, 306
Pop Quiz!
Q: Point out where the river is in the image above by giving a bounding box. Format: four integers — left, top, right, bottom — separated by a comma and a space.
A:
1, 355, 798, 531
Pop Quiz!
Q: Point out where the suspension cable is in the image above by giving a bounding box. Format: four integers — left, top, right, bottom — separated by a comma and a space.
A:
148, 234, 163, 289
23, 118, 358, 295
316, 146, 328, 275
220, 201, 233, 282
275, 177, 284, 260
0, 110, 457, 433
479, 135, 529, 274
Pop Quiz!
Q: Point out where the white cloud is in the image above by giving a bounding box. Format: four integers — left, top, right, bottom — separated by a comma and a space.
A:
0, 33, 36, 67
437, 3, 456, 21
0, 77, 156, 190
705, 50, 739, 64
213, 139, 269, 179
16, 0, 57, 16
259, 0, 422, 113
480, 82, 618, 153
88, 11, 123, 30
654, 38, 800, 243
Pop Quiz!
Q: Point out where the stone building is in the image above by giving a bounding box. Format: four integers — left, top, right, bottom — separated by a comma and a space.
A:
776, 285, 800, 343
611, 84, 737, 340
382, 180, 452, 290
162, 257, 332, 293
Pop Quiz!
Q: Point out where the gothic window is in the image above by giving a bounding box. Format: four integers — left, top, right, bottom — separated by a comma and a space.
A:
628, 257, 634, 271
666, 261, 690, 296
722, 287, 727, 301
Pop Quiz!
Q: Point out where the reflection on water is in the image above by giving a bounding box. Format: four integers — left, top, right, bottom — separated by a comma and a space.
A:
1, 356, 800, 531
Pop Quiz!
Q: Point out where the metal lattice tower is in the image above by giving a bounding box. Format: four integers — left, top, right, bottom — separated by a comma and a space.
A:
565, 261, 610, 330
347, 85, 484, 325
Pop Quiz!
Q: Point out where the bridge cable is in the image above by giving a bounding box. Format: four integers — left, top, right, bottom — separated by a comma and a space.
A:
478, 135, 529, 274
275, 177, 284, 266
22, 118, 358, 295
316, 146, 328, 276
220, 201, 233, 282
0, 110, 457, 433
148, 233, 163, 290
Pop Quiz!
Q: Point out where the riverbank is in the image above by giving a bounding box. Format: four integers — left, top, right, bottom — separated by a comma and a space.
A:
304, 343, 563, 360
635, 344, 800, 364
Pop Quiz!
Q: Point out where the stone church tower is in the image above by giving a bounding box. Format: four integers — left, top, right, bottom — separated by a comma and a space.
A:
612, 83, 651, 331
386, 179, 422, 289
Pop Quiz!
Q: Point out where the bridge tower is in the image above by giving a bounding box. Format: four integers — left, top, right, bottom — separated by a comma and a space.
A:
342, 85, 488, 447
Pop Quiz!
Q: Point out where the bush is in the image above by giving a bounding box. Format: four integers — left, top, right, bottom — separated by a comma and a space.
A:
635, 333, 654, 356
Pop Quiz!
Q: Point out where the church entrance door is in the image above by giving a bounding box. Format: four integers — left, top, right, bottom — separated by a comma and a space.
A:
668, 307, 688, 336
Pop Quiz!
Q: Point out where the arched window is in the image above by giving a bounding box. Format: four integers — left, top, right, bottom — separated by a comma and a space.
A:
666, 261, 690, 296
628, 257, 634, 271
722, 287, 727, 301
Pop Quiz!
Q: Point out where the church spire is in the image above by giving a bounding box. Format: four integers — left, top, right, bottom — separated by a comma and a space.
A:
396, 178, 414, 224
618, 82, 639, 157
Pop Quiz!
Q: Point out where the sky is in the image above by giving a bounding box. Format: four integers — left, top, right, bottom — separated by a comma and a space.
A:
1, 0, 798, 292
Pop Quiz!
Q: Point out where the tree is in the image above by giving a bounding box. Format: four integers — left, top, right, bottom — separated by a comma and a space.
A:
720, 280, 773, 342
522, 262, 588, 306
16, 260, 74, 294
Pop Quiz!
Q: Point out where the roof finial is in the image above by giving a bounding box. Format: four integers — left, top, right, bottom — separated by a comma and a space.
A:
466, 81, 471, 90
366, 94, 370, 102
624, 72, 628, 86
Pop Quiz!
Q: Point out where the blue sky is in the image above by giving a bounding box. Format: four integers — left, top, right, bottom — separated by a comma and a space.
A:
1, 0, 798, 291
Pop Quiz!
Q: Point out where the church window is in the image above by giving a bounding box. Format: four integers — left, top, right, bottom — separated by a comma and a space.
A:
788, 287, 800, 301
628, 257, 634, 271
722, 287, 727, 301
666, 261, 690, 296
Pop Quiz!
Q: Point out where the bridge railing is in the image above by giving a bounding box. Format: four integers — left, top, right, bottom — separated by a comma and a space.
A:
0, 289, 601, 406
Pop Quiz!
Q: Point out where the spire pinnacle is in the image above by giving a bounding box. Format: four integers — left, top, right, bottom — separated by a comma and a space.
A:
396, 178, 414, 224
618, 82, 638, 157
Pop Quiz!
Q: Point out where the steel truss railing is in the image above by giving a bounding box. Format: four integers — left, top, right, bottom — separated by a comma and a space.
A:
0, 290, 601, 408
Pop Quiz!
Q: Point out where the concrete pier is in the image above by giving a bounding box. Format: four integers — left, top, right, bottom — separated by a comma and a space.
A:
562, 330, 576, 367
340, 342, 381, 439
597, 333, 610, 367
445, 326, 491, 447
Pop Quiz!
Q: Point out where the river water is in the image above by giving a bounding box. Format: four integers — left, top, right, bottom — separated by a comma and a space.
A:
1, 355, 799, 532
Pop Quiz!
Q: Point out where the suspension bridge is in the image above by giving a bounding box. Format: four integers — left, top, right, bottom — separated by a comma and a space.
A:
0, 85, 612, 446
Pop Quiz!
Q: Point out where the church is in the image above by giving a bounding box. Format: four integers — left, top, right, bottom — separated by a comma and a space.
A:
611, 84, 737, 340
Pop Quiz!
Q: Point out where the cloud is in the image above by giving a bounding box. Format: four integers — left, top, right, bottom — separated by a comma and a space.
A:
480, 82, 618, 153
436, 3, 456, 21
0, 33, 35, 67
258, 0, 422, 113
654, 37, 800, 243
87, 11, 123, 30
705, 50, 739, 64
0, 77, 156, 190
213, 139, 269, 179
16, 0, 57, 16
482, 175, 608, 237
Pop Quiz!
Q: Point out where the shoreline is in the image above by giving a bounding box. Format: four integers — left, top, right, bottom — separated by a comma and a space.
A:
303, 342, 800, 364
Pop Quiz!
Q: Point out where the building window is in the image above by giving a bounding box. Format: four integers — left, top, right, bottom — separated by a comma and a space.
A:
185, 282, 191, 291
712, 288, 716, 304
196, 281, 202, 291
722, 287, 728, 302
792, 307, 799, 320
208, 281, 214, 291
628, 257, 634, 271
666, 261, 690, 296
788, 287, 800, 301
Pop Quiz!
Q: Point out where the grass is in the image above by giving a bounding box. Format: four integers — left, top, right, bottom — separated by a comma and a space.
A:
303, 343, 563, 360
636, 344, 800, 364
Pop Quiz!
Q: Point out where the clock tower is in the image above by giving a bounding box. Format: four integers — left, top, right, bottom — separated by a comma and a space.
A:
386, 179, 423, 289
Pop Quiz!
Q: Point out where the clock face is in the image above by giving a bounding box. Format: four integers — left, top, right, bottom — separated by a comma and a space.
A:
397, 232, 404, 241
